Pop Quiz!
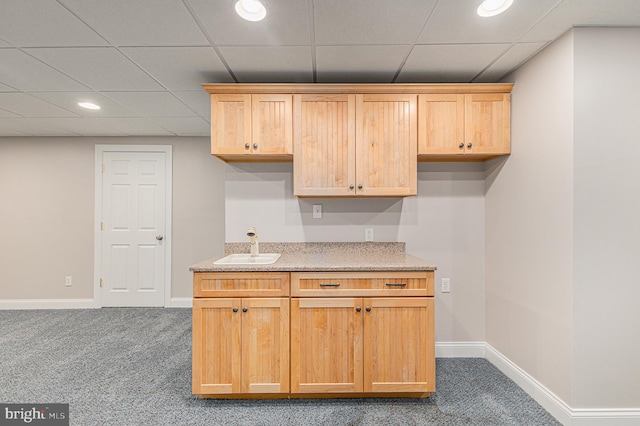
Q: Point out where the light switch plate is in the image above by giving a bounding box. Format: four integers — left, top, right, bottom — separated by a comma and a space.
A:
441, 278, 450, 293
313, 204, 322, 219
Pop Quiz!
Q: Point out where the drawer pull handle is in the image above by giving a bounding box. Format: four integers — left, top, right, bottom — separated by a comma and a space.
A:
385, 283, 407, 287
319, 283, 340, 287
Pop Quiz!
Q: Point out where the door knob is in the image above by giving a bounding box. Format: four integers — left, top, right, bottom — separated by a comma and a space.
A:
156, 235, 164, 241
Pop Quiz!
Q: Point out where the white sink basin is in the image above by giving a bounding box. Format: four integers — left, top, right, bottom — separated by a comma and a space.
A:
214, 253, 281, 265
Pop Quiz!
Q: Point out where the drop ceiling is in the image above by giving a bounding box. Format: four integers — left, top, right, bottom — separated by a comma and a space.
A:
1, 0, 639, 137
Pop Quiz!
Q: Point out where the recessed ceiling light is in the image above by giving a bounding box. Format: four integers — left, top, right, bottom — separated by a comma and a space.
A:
78, 102, 101, 110
235, 0, 267, 22
477, 0, 513, 17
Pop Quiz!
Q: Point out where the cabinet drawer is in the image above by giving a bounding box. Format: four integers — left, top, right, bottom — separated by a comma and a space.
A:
194, 272, 290, 298
291, 271, 433, 297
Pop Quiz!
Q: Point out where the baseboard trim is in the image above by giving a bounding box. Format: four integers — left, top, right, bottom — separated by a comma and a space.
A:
0, 299, 98, 310
485, 343, 640, 426
435, 341, 486, 358
485, 343, 573, 425
168, 297, 192, 308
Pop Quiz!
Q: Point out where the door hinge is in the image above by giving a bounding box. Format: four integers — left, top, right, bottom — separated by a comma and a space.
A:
101, 222, 104, 230
99, 278, 103, 288
101, 164, 104, 173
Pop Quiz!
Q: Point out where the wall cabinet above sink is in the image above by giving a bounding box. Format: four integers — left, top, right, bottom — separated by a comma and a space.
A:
203, 84, 513, 196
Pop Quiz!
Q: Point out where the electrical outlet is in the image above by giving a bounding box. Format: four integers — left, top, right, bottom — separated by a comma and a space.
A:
365, 228, 374, 241
312, 204, 322, 219
441, 278, 450, 293
65, 276, 72, 287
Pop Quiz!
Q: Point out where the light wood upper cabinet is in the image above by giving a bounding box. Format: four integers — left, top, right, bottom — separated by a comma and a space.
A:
418, 93, 510, 160
210, 94, 292, 160
294, 93, 416, 197
294, 94, 356, 197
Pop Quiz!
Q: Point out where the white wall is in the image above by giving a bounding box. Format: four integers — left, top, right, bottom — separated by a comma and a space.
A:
0, 137, 225, 303
225, 161, 486, 342
572, 27, 640, 409
486, 31, 575, 403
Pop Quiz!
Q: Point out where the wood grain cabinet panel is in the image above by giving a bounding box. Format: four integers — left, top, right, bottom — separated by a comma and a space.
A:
192, 272, 290, 396
291, 296, 434, 395
291, 298, 363, 393
418, 93, 510, 160
293, 94, 356, 197
356, 94, 417, 197
210, 93, 292, 160
363, 297, 434, 393
294, 93, 417, 197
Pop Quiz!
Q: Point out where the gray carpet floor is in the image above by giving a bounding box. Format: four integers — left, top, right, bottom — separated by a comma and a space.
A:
0, 308, 560, 425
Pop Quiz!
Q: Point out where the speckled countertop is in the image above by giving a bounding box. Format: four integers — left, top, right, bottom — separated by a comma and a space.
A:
189, 242, 437, 272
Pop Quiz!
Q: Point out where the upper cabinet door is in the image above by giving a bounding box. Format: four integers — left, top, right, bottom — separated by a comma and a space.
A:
252, 94, 293, 155
210, 94, 252, 156
356, 94, 417, 197
210, 93, 292, 159
464, 93, 510, 155
418, 94, 465, 155
294, 94, 356, 197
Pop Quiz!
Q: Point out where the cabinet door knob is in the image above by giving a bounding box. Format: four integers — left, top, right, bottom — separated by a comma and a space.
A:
467, 142, 472, 149
253, 143, 258, 149
242, 307, 248, 313
232, 307, 238, 313
458, 142, 464, 149
245, 143, 250, 149
357, 184, 363, 190
355, 306, 361, 312
349, 184, 354, 190
365, 306, 371, 312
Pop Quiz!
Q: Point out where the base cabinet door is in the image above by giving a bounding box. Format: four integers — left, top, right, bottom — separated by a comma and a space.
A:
363, 297, 435, 393
192, 298, 241, 394
291, 298, 363, 393
193, 297, 289, 395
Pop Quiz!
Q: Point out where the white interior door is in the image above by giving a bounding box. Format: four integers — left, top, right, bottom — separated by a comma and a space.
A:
99, 149, 169, 307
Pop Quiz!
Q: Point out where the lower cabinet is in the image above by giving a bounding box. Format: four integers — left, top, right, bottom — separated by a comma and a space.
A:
192, 297, 289, 395
192, 270, 434, 398
290, 297, 434, 394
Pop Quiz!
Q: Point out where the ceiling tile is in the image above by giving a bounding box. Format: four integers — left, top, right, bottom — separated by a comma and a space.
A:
0, 121, 29, 136
521, 0, 640, 42
473, 42, 547, 83
0, 82, 17, 92
316, 45, 410, 83
219, 46, 313, 83
0, 108, 21, 118
101, 92, 197, 117
99, 118, 174, 136
36, 118, 126, 136
418, 0, 559, 44
24, 48, 164, 91
396, 44, 510, 83
30, 92, 139, 117
121, 47, 233, 90
173, 91, 211, 118
314, 0, 437, 44
61, 0, 209, 46
187, 0, 311, 45
0, 93, 79, 117
149, 117, 210, 136
0, 118, 80, 136
0, 0, 107, 47
0, 49, 90, 91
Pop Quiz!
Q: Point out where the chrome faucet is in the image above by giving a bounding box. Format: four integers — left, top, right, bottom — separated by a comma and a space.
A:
247, 226, 259, 257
